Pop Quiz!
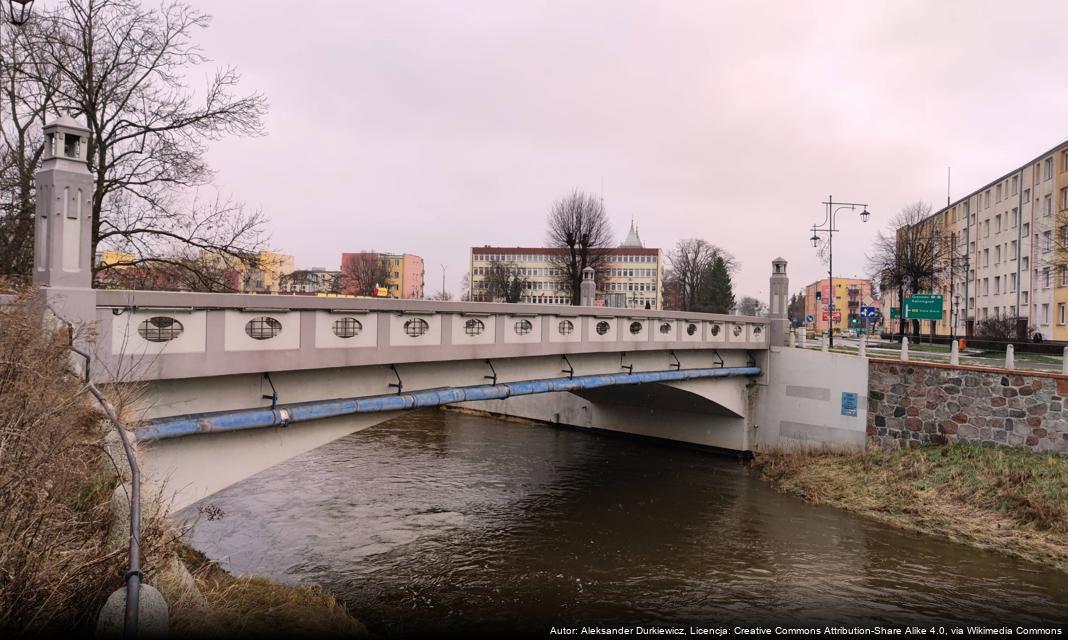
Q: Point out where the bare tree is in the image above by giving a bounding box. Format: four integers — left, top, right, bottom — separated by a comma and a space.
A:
483, 260, 527, 303
546, 189, 613, 305
0, 16, 60, 283
736, 296, 767, 317
429, 290, 453, 301
340, 252, 389, 296
867, 201, 948, 336
666, 238, 735, 312
459, 271, 471, 302
2, 0, 270, 289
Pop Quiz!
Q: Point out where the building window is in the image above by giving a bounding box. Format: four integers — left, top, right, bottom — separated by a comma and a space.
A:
629, 321, 643, 335
404, 318, 429, 337
1060, 303, 1066, 325
1045, 157, 1054, 180
245, 316, 282, 340
686, 323, 698, 336
138, 316, 183, 342
659, 322, 672, 335
514, 319, 533, 335
595, 321, 611, 336
332, 317, 362, 338
464, 318, 485, 336
558, 319, 574, 335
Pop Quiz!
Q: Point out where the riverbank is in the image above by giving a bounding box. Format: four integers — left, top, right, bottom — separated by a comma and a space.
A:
0, 293, 366, 636
165, 542, 367, 637
756, 444, 1068, 572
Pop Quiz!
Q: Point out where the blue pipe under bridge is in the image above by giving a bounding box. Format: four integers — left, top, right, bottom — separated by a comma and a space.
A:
137, 366, 762, 442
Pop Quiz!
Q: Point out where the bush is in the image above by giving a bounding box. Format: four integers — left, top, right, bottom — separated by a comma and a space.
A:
0, 294, 124, 635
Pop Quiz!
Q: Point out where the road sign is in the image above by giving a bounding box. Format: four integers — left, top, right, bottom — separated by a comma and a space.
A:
889, 308, 900, 319
861, 306, 878, 318
821, 310, 842, 322
904, 294, 943, 320
841, 392, 858, 417
805, 314, 814, 323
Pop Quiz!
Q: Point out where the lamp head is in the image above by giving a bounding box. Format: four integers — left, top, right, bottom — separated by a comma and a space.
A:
7, 0, 34, 25
860, 207, 871, 223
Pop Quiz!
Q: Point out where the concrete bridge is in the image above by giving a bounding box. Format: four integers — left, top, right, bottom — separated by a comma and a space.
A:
26, 115, 868, 512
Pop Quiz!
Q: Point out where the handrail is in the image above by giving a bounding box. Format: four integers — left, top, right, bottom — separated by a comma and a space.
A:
64, 321, 142, 640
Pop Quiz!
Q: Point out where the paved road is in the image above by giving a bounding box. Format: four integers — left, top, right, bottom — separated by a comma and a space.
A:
801, 336, 1065, 373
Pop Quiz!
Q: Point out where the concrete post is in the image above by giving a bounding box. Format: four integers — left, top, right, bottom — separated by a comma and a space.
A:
768, 257, 789, 347
1063, 347, 1068, 375
579, 267, 596, 307
950, 339, 960, 366
858, 334, 866, 358
799, 330, 807, 349
1005, 344, 1015, 370
788, 330, 796, 348
32, 115, 97, 329
900, 336, 909, 362
821, 333, 829, 352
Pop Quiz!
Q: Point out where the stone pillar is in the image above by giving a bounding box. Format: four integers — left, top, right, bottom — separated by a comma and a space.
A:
33, 115, 96, 328
821, 334, 828, 352
900, 336, 909, 362
579, 266, 596, 307
788, 330, 796, 348
858, 334, 866, 358
768, 257, 789, 347
1005, 344, 1015, 370
950, 340, 960, 366
799, 329, 807, 349
1063, 347, 1068, 375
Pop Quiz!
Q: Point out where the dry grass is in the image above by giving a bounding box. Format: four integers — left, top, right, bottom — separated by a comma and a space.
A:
175, 544, 367, 638
0, 293, 123, 635
757, 444, 1068, 571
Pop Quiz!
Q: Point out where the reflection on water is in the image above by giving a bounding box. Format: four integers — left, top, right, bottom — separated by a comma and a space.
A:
184, 410, 1068, 635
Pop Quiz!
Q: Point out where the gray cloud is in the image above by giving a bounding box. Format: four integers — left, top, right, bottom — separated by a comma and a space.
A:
191, 0, 1068, 298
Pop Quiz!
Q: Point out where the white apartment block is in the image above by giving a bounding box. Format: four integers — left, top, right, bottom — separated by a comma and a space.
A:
923, 139, 1068, 339
469, 242, 664, 309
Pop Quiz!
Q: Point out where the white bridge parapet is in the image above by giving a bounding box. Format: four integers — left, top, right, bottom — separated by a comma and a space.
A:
92, 289, 769, 383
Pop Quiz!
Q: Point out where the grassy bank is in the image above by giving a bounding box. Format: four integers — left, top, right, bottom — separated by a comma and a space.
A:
757, 444, 1068, 572
166, 544, 367, 638
0, 294, 365, 636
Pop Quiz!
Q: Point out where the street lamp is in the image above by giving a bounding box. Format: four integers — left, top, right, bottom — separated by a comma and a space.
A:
6, 0, 34, 25
809, 195, 870, 348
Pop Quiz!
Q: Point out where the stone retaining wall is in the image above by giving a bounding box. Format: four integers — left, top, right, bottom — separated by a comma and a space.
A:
867, 359, 1068, 453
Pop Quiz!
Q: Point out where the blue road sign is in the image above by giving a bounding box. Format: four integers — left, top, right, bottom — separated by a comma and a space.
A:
805, 314, 814, 323
861, 306, 878, 318
841, 392, 858, 417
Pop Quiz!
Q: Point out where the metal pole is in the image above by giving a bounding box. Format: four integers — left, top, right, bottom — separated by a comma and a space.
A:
828, 196, 834, 348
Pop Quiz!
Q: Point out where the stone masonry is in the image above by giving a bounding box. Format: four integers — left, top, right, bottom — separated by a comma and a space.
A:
867, 359, 1068, 453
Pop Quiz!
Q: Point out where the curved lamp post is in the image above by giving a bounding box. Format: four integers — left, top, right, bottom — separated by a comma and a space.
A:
810, 196, 870, 348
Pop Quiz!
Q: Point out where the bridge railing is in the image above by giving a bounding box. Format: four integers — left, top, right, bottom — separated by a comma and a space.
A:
93, 289, 768, 382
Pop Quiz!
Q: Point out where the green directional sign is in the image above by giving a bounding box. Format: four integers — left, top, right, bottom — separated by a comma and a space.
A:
904, 294, 943, 320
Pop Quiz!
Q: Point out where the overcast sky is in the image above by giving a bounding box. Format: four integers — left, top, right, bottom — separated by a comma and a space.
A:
189, 0, 1068, 299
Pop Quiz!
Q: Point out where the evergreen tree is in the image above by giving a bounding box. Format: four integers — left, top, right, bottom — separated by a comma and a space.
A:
696, 256, 735, 313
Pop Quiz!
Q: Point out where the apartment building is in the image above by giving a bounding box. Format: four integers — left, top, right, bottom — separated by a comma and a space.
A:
469, 225, 664, 309
803, 277, 874, 335
908, 139, 1068, 339
340, 252, 425, 299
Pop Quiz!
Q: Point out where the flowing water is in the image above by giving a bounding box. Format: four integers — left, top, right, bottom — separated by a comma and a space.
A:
184, 410, 1068, 635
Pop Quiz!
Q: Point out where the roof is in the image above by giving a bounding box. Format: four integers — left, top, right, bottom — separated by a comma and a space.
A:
620, 220, 644, 248
44, 114, 90, 133
471, 246, 659, 256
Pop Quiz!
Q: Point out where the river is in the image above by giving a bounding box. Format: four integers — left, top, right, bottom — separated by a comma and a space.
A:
183, 409, 1068, 635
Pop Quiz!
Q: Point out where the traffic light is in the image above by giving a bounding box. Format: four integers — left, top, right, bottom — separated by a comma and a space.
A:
815, 290, 822, 301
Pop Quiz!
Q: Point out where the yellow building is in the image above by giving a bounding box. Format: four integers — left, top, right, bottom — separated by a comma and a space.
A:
1054, 147, 1068, 339
95, 249, 135, 267
803, 277, 875, 335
